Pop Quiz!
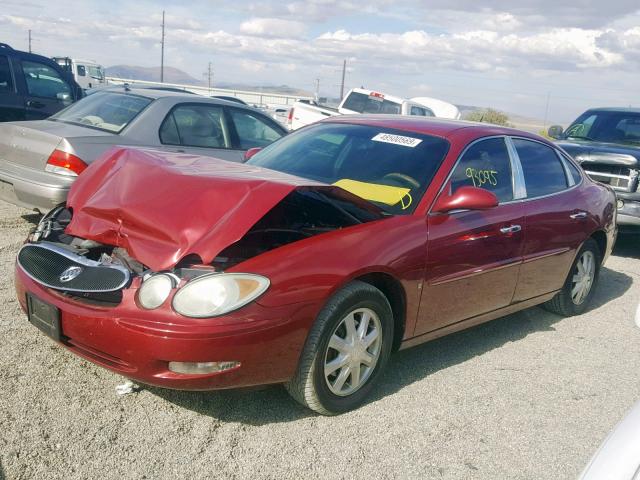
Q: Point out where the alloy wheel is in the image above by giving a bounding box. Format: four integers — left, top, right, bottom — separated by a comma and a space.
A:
571, 250, 596, 305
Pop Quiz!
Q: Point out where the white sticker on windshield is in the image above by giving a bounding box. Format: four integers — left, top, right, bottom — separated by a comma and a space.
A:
371, 133, 422, 148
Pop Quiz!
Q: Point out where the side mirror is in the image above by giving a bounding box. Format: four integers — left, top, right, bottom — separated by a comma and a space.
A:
243, 147, 262, 162
56, 92, 71, 102
432, 186, 498, 213
548, 125, 564, 139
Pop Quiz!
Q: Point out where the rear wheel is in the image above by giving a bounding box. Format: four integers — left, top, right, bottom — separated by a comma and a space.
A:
544, 238, 601, 316
286, 281, 394, 415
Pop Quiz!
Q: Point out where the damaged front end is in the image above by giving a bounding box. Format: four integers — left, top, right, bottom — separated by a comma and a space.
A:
17, 147, 385, 316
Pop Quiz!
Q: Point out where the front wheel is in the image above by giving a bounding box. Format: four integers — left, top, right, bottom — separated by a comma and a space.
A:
286, 281, 394, 415
544, 238, 601, 316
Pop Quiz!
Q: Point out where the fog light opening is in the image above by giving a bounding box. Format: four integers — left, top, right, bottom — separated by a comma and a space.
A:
168, 361, 241, 375
617, 199, 625, 210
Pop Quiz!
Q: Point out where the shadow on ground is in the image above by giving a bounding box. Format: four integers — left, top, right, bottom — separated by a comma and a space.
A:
613, 233, 640, 259
0, 458, 5, 480
21, 213, 41, 226
152, 266, 632, 423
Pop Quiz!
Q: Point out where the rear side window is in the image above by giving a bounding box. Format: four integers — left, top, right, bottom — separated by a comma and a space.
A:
160, 104, 229, 148
341, 92, 401, 114
21, 60, 71, 99
410, 106, 434, 117
0, 56, 13, 93
564, 156, 583, 184
451, 137, 514, 203
228, 109, 284, 149
513, 139, 568, 198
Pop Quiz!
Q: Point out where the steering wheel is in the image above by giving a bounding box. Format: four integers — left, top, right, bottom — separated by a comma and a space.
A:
382, 172, 420, 189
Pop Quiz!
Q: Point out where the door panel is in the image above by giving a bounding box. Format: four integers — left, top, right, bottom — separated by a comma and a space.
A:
416, 206, 525, 336
510, 138, 587, 302
415, 136, 524, 336
512, 190, 587, 302
20, 59, 73, 119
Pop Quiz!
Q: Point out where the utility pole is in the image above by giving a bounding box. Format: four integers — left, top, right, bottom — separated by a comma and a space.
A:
314, 78, 320, 102
28, 29, 32, 53
160, 11, 165, 83
339, 59, 346, 100
543, 91, 551, 129
203, 62, 214, 94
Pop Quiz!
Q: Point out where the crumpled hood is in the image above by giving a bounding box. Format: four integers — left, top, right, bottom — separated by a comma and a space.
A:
557, 140, 640, 167
66, 147, 327, 271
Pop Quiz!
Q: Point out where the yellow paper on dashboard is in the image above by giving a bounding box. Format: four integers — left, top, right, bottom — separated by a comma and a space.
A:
333, 179, 412, 210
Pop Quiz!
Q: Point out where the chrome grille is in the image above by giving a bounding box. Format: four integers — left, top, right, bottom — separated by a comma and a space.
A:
18, 243, 130, 292
583, 164, 638, 192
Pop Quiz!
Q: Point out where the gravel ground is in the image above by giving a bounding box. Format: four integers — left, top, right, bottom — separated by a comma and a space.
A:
0, 200, 639, 480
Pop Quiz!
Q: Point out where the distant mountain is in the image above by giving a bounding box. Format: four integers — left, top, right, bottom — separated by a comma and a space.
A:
105, 65, 205, 85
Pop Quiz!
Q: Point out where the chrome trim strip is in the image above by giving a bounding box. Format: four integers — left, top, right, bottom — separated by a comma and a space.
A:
17, 242, 131, 293
505, 136, 527, 199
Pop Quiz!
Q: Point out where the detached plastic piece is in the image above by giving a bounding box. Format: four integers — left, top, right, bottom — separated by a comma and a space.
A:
115, 380, 139, 395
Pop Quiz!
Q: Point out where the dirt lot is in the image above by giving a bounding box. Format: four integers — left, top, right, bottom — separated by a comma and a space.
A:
0, 200, 639, 480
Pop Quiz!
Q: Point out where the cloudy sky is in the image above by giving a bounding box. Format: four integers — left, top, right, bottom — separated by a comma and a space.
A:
1, 0, 639, 123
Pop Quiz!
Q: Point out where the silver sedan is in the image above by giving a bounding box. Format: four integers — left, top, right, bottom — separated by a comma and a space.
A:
0, 87, 288, 212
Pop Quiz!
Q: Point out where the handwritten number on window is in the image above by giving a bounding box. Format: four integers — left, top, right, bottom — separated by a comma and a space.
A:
465, 168, 498, 188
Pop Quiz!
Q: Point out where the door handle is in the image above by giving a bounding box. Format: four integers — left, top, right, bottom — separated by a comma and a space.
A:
500, 224, 522, 234
570, 211, 588, 220
26, 100, 45, 108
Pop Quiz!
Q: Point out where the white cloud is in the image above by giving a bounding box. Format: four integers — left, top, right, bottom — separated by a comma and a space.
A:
239, 17, 307, 38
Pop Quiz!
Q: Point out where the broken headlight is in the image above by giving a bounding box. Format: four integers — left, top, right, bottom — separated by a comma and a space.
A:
137, 273, 175, 309
172, 273, 269, 318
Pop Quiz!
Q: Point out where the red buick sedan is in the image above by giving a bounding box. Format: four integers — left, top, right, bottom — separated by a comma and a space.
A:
15, 116, 616, 415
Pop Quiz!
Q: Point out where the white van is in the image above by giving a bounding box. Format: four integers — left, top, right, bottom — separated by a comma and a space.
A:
52, 57, 106, 90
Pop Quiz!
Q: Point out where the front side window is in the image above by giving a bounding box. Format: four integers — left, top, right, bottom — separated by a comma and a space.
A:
228, 109, 284, 149
450, 137, 514, 203
160, 104, 229, 148
21, 60, 71, 99
0, 55, 13, 93
51, 91, 152, 133
248, 123, 449, 214
341, 92, 402, 114
513, 139, 568, 198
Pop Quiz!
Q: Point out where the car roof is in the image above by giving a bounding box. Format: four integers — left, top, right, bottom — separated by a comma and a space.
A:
585, 107, 640, 114
92, 87, 254, 107
324, 114, 541, 141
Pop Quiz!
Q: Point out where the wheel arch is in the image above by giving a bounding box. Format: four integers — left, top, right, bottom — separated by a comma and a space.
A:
589, 230, 607, 263
355, 272, 407, 352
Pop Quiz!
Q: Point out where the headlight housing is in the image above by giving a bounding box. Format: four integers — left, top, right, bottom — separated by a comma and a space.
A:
172, 273, 269, 318
137, 273, 175, 309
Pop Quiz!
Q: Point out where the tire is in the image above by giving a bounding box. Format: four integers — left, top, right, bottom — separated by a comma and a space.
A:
286, 281, 394, 415
544, 238, 601, 316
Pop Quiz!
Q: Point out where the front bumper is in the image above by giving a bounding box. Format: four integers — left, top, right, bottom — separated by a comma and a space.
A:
615, 191, 640, 226
0, 163, 72, 213
15, 265, 316, 390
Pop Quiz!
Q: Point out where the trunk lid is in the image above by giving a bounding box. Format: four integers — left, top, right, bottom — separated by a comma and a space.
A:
0, 120, 114, 171
65, 147, 353, 271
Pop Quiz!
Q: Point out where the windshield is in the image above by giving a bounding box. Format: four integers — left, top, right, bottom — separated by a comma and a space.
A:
51, 92, 152, 133
564, 110, 640, 145
247, 123, 449, 214
341, 92, 402, 114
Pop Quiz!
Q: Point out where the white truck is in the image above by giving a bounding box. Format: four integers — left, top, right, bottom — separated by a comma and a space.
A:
52, 57, 106, 90
287, 88, 461, 130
